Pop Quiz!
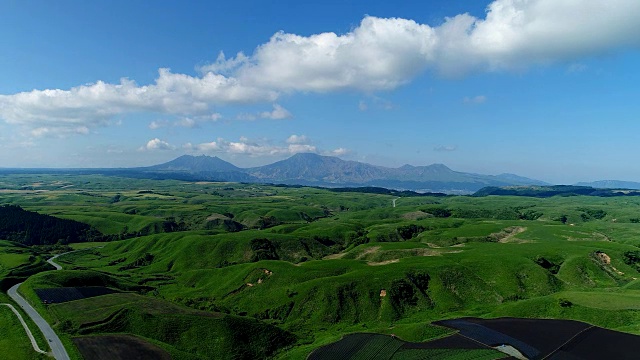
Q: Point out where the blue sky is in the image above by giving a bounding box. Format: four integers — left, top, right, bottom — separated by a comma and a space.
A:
1, 0, 640, 184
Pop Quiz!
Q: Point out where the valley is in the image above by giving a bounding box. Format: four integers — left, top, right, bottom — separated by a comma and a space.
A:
1, 174, 640, 359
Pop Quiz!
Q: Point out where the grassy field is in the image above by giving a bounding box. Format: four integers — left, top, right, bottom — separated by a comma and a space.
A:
0, 305, 49, 360
2, 174, 640, 358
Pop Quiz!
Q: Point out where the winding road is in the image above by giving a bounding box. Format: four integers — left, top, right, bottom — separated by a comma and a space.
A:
6, 252, 72, 360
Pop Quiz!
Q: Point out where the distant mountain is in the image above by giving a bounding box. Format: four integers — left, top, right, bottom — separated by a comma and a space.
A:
575, 180, 640, 190
146, 154, 240, 172
243, 153, 548, 193
495, 173, 548, 186
137, 154, 255, 182
474, 185, 640, 198
0, 154, 549, 194
247, 153, 388, 183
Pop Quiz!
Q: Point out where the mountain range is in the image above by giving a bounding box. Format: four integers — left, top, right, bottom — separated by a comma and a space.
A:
575, 180, 640, 190
5, 153, 640, 194
136, 153, 549, 194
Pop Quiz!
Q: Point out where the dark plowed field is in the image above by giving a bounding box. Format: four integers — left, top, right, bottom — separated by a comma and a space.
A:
35, 286, 119, 303
311, 318, 640, 360
307, 332, 502, 360
73, 334, 171, 360
436, 317, 640, 360
436, 319, 540, 358
549, 327, 640, 360
463, 317, 591, 355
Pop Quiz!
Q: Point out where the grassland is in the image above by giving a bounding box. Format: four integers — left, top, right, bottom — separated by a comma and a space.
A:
2, 174, 640, 359
0, 305, 49, 360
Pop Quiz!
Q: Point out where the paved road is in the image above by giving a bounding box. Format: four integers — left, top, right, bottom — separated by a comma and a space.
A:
46, 253, 64, 270
8, 253, 72, 360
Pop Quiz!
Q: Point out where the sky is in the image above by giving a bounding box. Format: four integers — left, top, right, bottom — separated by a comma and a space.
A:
1, 0, 640, 184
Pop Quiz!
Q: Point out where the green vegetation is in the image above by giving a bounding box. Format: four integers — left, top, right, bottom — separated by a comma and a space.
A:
0, 305, 49, 360
0, 205, 103, 245
2, 174, 640, 359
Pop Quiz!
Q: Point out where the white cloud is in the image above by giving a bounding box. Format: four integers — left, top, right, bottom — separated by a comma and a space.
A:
2, 0, 640, 135
149, 120, 169, 130
220, 1, 640, 89
185, 136, 317, 157
233, 16, 437, 92
463, 95, 487, 104
237, 104, 291, 121
153, 113, 222, 129
434, 145, 458, 152
259, 103, 292, 119
287, 144, 317, 153
140, 138, 175, 151
199, 51, 250, 75
176, 118, 197, 128
0, 69, 275, 136
200, 113, 223, 121
330, 147, 350, 156
358, 101, 368, 111
286, 134, 309, 144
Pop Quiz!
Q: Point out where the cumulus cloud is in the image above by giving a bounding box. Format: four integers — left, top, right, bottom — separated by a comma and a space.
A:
184, 136, 317, 157
2, 0, 640, 134
463, 95, 487, 104
330, 147, 350, 156
140, 138, 175, 151
151, 113, 222, 129
0, 69, 274, 136
260, 103, 292, 119
220, 1, 640, 89
286, 134, 309, 144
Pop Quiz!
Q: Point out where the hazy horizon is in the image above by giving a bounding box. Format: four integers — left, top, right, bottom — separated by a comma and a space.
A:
2, 0, 640, 184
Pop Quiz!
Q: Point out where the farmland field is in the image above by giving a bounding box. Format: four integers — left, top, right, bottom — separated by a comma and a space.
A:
2, 174, 640, 359
72, 334, 171, 360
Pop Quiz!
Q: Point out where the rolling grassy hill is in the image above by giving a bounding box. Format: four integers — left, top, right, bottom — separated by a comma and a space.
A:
3, 174, 640, 359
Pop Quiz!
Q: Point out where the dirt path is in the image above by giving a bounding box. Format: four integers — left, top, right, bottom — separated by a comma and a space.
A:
356, 246, 381, 260
497, 227, 527, 243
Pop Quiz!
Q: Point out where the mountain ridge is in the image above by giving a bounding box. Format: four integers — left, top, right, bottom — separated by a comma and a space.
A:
144, 153, 548, 194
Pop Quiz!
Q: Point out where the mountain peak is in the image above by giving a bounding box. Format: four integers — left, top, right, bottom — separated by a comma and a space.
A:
148, 154, 239, 172
289, 152, 325, 160
427, 163, 452, 171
